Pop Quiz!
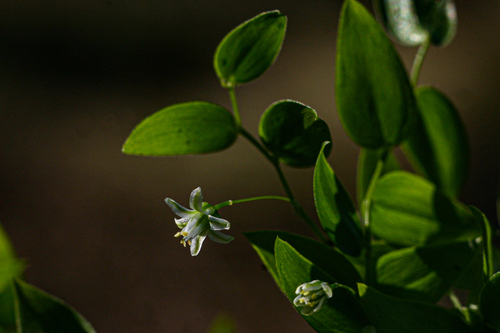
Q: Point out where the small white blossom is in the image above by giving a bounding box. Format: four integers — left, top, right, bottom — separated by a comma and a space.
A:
293, 280, 333, 316
165, 187, 233, 256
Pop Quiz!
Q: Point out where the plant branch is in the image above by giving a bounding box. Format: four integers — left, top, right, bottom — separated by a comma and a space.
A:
410, 38, 431, 86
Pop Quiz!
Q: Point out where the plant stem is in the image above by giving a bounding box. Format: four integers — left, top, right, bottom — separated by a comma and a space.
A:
449, 291, 470, 323
228, 87, 242, 127
410, 38, 431, 86
215, 196, 290, 210
362, 151, 387, 285
228, 89, 329, 244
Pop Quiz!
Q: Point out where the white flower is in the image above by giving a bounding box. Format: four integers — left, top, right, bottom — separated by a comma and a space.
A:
293, 280, 333, 316
165, 187, 233, 256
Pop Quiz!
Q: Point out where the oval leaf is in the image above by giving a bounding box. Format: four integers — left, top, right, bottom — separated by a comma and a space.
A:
478, 272, 500, 330
314, 142, 362, 256
358, 283, 472, 333
403, 86, 469, 197
336, 0, 417, 149
371, 171, 480, 246
14, 279, 96, 333
373, 0, 457, 47
376, 241, 478, 303
259, 100, 331, 167
214, 11, 287, 88
122, 102, 238, 156
275, 238, 368, 333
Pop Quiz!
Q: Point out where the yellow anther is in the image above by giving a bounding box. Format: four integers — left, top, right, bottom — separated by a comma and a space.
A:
301, 291, 310, 296
174, 232, 182, 238
311, 293, 317, 300
181, 231, 189, 237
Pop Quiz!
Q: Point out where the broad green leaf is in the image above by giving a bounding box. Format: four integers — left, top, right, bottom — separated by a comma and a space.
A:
356, 148, 401, 207
403, 86, 469, 197
358, 283, 472, 333
314, 142, 362, 256
275, 238, 367, 333
373, 0, 457, 47
371, 171, 480, 246
214, 11, 287, 88
122, 102, 238, 156
375, 241, 477, 303
259, 100, 331, 167
478, 272, 500, 330
244, 231, 362, 291
14, 279, 96, 333
0, 224, 24, 295
0, 283, 16, 333
335, 0, 416, 149
347, 241, 399, 282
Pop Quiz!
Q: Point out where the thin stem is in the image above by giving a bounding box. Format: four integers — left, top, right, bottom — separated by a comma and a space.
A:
227, 89, 329, 244
228, 87, 242, 127
410, 38, 431, 86
214, 196, 290, 210
362, 151, 387, 285
449, 291, 470, 323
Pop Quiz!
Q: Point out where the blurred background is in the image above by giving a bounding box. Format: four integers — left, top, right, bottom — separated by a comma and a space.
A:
0, 0, 498, 332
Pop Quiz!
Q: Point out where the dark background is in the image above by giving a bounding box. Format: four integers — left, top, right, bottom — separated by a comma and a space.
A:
0, 1, 498, 332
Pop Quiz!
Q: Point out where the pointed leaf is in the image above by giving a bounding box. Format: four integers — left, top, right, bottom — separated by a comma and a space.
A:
314, 142, 362, 256
259, 100, 331, 167
122, 102, 237, 156
371, 171, 480, 246
373, 0, 457, 47
403, 86, 469, 197
336, 0, 416, 149
244, 231, 362, 291
275, 238, 367, 333
0, 283, 16, 332
376, 241, 478, 303
214, 11, 287, 88
358, 283, 472, 333
356, 148, 401, 207
14, 279, 96, 333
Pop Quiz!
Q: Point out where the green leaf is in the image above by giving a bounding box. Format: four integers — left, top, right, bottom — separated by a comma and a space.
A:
122, 102, 238, 156
0, 224, 24, 296
470, 206, 495, 281
14, 279, 96, 333
259, 100, 332, 167
478, 272, 500, 330
356, 148, 401, 207
371, 171, 480, 246
375, 241, 478, 303
314, 142, 362, 256
0, 283, 16, 333
358, 283, 472, 333
244, 231, 362, 291
275, 238, 367, 333
214, 11, 287, 88
403, 86, 469, 197
373, 0, 457, 47
335, 0, 416, 149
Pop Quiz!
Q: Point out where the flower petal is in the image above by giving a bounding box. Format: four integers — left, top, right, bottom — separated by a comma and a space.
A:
189, 187, 204, 212
208, 215, 230, 230
208, 230, 234, 244
190, 234, 207, 256
185, 216, 209, 241
174, 217, 191, 228
165, 198, 196, 218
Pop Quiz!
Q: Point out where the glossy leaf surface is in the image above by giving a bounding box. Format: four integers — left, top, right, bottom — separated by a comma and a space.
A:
478, 272, 500, 330
358, 283, 472, 333
314, 142, 362, 256
371, 171, 480, 246
275, 238, 367, 333
244, 231, 362, 291
259, 100, 331, 167
122, 102, 237, 156
14, 279, 96, 333
374, 0, 457, 47
214, 11, 287, 88
403, 86, 469, 197
336, 0, 416, 149
376, 241, 477, 302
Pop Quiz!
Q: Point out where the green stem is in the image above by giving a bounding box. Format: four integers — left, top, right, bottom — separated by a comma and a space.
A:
215, 196, 290, 210
410, 37, 431, 86
228, 89, 329, 244
228, 87, 242, 127
449, 291, 470, 323
362, 151, 387, 285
